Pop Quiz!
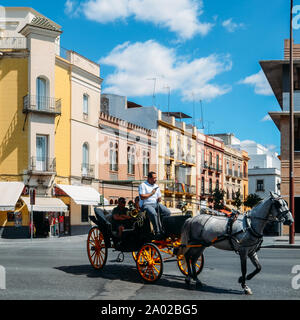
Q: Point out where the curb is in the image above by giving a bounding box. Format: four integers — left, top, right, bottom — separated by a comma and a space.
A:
261, 244, 300, 249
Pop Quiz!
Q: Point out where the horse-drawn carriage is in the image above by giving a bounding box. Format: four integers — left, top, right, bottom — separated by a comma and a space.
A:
87, 204, 204, 283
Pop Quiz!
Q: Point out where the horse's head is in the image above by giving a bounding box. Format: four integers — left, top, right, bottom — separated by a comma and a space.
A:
269, 192, 294, 226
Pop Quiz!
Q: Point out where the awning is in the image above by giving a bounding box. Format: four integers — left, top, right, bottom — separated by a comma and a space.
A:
21, 197, 68, 212
0, 182, 25, 211
56, 184, 103, 206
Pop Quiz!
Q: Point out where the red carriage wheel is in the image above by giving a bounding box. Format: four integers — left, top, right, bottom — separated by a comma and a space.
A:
87, 226, 108, 269
177, 254, 204, 276
136, 243, 163, 283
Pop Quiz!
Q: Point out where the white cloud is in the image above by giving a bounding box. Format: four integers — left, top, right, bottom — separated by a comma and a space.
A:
64, 0, 81, 17
99, 40, 232, 101
222, 18, 244, 32
239, 70, 273, 96
261, 114, 272, 122
80, 0, 213, 39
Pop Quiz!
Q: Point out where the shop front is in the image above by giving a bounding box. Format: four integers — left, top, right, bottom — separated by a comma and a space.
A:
21, 197, 68, 238
0, 182, 27, 238
54, 184, 103, 235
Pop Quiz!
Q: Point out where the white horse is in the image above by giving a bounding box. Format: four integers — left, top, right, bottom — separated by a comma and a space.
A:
179, 192, 294, 294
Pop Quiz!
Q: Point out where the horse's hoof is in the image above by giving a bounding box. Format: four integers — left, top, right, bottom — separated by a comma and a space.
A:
238, 276, 242, 283
185, 277, 191, 285
244, 286, 253, 295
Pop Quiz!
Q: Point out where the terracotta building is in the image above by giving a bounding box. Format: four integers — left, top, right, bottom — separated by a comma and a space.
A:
197, 132, 224, 209
261, 39, 300, 234
98, 111, 157, 205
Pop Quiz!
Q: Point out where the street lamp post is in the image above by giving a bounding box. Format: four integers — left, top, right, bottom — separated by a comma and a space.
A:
289, 0, 295, 244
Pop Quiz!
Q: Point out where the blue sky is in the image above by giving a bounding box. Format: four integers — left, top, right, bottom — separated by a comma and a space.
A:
2, 0, 299, 153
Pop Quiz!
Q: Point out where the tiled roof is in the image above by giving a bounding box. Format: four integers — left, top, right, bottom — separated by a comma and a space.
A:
30, 16, 61, 32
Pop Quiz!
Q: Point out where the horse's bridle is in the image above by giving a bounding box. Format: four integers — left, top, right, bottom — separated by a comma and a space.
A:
245, 198, 289, 239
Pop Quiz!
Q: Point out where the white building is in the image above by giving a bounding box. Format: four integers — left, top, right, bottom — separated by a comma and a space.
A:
240, 140, 281, 199
212, 134, 281, 199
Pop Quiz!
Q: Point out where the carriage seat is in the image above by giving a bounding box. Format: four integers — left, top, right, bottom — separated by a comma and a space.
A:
162, 214, 192, 236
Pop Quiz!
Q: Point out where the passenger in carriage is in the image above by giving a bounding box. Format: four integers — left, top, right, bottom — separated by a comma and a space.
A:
111, 197, 135, 238
139, 171, 171, 239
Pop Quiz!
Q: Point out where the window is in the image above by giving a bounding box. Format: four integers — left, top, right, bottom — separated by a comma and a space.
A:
81, 205, 89, 222
82, 143, 89, 175
109, 142, 118, 171
177, 134, 181, 159
201, 177, 205, 194
36, 135, 48, 171
226, 161, 229, 175
101, 97, 109, 114
143, 151, 150, 177
83, 94, 89, 115
256, 180, 264, 192
216, 155, 219, 170
209, 152, 212, 166
209, 178, 212, 193
127, 146, 135, 174
36, 77, 47, 110
216, 179, 219, 190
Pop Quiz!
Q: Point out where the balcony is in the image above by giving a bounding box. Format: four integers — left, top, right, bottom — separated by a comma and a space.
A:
81, 164, 95, 179
216, 165, 222, 173
201, 188, 213, 196
29, 157, 56, 173
226, 169, 233, 177
164, 183, 196, 194
186, 154, 196, 164
0, 37, 27, 49
23, 95, 61, 115
185, 185, 196, 194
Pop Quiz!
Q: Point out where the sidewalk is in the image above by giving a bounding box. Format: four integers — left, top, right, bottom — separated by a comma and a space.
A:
0, 234, 87, 244
1, 233, 300, 248
261, 234, 300, 249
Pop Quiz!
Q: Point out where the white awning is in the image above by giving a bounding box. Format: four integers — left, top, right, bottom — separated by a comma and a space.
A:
0, 182, 25, 211
56, 184, 103, 206
21, 197, 68, 212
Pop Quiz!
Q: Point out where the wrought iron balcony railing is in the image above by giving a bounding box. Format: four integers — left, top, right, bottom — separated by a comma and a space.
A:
81, 163, 95, 178
29, 157, 56, 172
23, 95, 61, 115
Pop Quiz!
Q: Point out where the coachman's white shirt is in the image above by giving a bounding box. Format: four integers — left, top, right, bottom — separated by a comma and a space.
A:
138, 181, 162, 207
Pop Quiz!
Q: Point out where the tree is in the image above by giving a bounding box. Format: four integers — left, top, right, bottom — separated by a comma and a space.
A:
232, 190, 242, 210
243, 193, 262, 209
212, 188, 225, 210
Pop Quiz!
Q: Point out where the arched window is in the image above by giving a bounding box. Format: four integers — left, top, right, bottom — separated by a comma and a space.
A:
127, 146, 135, 174
109, 142, 118, 171
82, 142, 89, 175
36, 77, 47, 110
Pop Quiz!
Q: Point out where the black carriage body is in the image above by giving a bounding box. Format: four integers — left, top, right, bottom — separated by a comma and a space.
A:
161, 214, 191, 238
90, 207, 153, 252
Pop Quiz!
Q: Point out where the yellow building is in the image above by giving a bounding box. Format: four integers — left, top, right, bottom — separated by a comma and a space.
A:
157, 111, 197, 214
0, 7, 102, 238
